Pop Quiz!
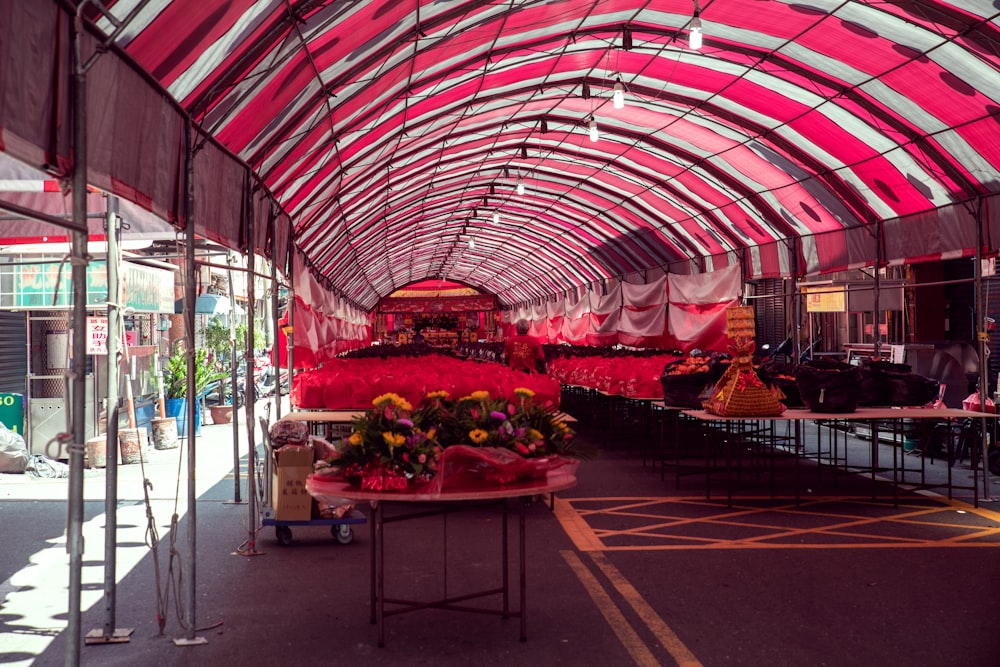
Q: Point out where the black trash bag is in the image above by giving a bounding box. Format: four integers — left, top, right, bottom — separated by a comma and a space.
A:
795, 360, 861, 413
858, 361, 912, 406
660, 372, 713, 409
758, 360, 803, 408
884, 372, 940, 406
660, 357, 714, 408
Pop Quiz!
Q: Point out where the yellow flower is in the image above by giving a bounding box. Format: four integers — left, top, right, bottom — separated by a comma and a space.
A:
372, 392, 412, 412
427, 428, 437, 440
469, 429, 489, 444
426, 390, 450, 400
553, 421, 568, 433
382, 432, 406, 447
528, 428, 544, 442
348, 432, 363, 446
469, 390, 490, 402
372, 392, 404, 408
514, 387, 535, 399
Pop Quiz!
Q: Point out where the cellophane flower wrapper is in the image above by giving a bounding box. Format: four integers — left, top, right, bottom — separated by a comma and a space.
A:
423, 445, 579, 493
306, 474, 357, 509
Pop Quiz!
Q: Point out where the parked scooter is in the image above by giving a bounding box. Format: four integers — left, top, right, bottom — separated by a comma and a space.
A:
203, 366, 246, 409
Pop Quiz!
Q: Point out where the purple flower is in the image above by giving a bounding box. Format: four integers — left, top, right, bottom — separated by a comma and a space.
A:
491, 411, 507, 421
397, 418, 414, 428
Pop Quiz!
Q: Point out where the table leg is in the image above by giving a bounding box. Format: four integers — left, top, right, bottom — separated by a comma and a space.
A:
869, 419, 879, 502
375, 501, 385, 648
369, 501, 377, 625
502, 499, 509, 618
726, 421, 733, 508
519, 496, 527, 642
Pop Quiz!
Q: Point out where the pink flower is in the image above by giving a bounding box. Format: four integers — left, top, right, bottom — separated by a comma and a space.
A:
528, 444, 536, 452
507, 404, 517, 416
402, 453, 410, 462
514, 443, 530, 455
470, 408, 480, 419
418, 453, 427, 463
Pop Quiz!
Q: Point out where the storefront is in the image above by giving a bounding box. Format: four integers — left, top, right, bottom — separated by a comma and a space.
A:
0, 256, 175, 455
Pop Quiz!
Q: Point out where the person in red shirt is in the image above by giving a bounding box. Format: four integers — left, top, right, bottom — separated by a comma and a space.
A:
504, 320, 545, 373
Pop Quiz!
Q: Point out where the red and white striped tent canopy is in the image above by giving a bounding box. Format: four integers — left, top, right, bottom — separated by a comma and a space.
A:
2, 1, 999, 311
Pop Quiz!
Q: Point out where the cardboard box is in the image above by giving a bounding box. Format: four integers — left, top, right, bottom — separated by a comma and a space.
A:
272, 445, 315, 521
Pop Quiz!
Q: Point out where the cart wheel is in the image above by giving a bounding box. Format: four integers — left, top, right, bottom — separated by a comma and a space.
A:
275, 525, 293, 546
332, 524, 354, 545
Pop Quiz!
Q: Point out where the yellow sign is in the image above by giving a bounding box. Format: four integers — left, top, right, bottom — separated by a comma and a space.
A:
804, 287, 846, 313
726, 306, 755, 338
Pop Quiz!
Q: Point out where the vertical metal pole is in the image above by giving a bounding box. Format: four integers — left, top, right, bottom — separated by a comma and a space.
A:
271, 239, 281, 420
245, 195, 258, 552
873, 221, 883, 359
102, 198, 121, 637
975, 199, 991, 502
182, 123, 202, 644
789, 239, 802, 363
287, 253, 295, 396
227, 252, 240, 503
66, 13, 89, 666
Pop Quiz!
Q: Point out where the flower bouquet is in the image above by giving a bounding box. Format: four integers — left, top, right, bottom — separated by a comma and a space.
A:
334, 392, 442, 491
420, 387, 580, 491
448, 387, 576, 458
325, 387, 580, 492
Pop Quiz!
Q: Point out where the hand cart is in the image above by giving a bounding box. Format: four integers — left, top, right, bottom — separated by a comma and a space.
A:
259, 414, 366, 546
262, 512, 366, 546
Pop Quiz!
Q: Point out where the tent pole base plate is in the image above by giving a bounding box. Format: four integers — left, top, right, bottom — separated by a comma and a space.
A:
84, 628, 133, 644
173, 635, 208, 647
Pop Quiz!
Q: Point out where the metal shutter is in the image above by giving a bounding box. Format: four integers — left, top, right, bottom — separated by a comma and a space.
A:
0, 312, 27, 394
751, 278, 787, 351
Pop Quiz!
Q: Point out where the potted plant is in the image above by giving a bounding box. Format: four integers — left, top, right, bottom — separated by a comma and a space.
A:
201, 315, 233, 365
162, 345, 224, 435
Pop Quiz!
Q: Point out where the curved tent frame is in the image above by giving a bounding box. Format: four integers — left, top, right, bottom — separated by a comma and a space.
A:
2, 1, 999, 310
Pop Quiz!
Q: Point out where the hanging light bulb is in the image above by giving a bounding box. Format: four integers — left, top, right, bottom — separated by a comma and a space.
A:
588, 116, 599, 142
613, 79, 625, 109
516, 178, 525, 196
689, 12, 703, 50
493, 211, 500, 224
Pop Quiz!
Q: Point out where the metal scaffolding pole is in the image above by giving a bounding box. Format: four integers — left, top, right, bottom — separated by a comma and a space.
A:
90, 197, 132, 644
270, 223, 282, 421
872, 220, 883, 359
177, 122, 206, 647
66, 13, 90, 666
975, 199, 992, 504
287, 252, 295, 399
227, 251, 241, 503
244, 186, 260, 554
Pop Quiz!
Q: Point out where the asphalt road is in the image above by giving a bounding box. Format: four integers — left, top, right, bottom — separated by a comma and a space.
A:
2, 406, 1000, 666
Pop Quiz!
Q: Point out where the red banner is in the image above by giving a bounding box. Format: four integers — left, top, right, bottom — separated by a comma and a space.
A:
378, 295, 496, 313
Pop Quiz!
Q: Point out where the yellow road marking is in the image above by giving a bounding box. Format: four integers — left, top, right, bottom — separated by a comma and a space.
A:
555, 496, 1000, 551
553, 495, 605, 552
560, 550, 663, 667
589, 552, 703, 667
